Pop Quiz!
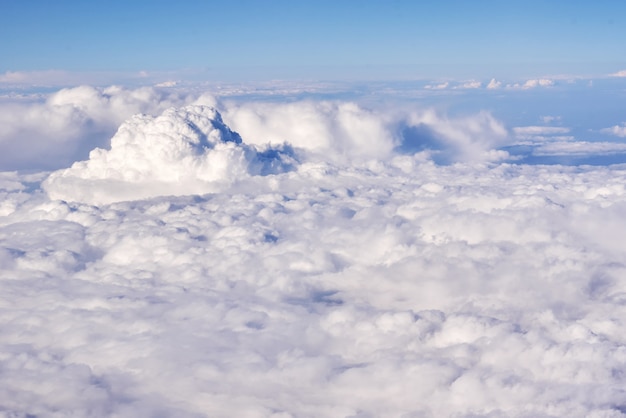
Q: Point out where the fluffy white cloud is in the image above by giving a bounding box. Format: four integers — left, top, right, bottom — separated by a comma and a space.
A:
524, 78, 554, 88
222, 100, 399, 161
456, 80, 482, 89
405, 109, 509, 162
4, 157, 626, 416
3, 84, 626, 416
0, 85, 210, 170
224, 100, 511, 165
601, 123, 626, 138
486, 78, 502, 89
43, 105, 294, 205
507, 79, 555, 90
610, 70, 626, 77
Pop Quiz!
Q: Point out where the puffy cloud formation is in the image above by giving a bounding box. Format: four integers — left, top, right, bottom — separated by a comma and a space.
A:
224, 101, 509, 166
504, 79, 555, 90
4, 81, 626, 416
404, 109, 509, 162
0, 85, 209, 170
601, 123, 626, 138
456, 80, 482, 89
522, 78, 554, 88
41, 98, 512, 204
43, 105, 294, 205
486, 78, 502, 89
3, 160, 626, 416
610, 70, 626, 77
223, 100, 401, 162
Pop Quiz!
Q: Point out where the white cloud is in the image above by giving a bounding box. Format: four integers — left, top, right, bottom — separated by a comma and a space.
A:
540, 115, 561, 124
406, 109, 509, 162
534, 140, 626, 156
601, 123, 626, 138
0, 70, 71, 84
513, 126, 570, 136
4, 157, 626, 416
43, 105, 294, 205
486, 78, 502, 89
0, 85, 209, 170
223, 100, 398, 162
5, 83, 626, 417
511, 126, 577, 147
610, 70, 626, 77
507, 79, 555, 90
155, 80, 178, 87
456, 80, 482, 89
424, 81, 449, 90
525, 78, 554, 88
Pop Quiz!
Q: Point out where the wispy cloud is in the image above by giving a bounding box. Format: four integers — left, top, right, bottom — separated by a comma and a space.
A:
424, 81, 450, 90
513, 126, 570, 136
609, 70, 626, 77
540, 115, 561, 124
534, 141, 626, 156
455, 80, 482, 89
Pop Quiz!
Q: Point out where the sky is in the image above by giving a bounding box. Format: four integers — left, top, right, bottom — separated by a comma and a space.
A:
3, 1, 626, 417
2, 0, 626, 80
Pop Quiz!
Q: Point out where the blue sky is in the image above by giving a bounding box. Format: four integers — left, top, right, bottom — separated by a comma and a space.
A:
2, 0, 626, 80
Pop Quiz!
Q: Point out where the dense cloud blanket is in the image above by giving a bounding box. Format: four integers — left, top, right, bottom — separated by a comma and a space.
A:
2, 97, 626, 417
3, 157, 626, 416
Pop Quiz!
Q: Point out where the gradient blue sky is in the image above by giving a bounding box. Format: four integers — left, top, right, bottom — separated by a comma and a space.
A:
2, 0, 626, 81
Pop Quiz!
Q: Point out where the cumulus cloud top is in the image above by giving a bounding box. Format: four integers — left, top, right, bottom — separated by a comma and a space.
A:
457, 80, 482, 89
505, 78, 555, 90
601, 123, 626, 138
522, 78, 554, 88
43, 105, 293, 204
486, 78, 502, 89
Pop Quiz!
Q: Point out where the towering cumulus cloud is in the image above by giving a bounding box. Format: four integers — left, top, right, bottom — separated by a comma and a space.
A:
43, 105, 293, 205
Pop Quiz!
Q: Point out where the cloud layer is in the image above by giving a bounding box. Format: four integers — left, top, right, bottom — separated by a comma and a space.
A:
2, 83, 626, 416
4, 159, 626, 416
